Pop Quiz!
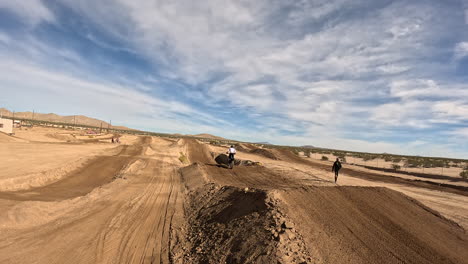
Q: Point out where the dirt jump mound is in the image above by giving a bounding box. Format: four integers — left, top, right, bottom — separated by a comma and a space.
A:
249, 148, 278, 160
215, 154, 261, 167
277, 186, 468, 263
183, 185, 278, 263
214, 153, 230, 166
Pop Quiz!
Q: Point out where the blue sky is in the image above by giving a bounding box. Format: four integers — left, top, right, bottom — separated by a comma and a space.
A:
1, 0, 468, 158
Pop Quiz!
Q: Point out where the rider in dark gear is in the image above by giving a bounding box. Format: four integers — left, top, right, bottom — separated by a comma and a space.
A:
332, 158, 342, 183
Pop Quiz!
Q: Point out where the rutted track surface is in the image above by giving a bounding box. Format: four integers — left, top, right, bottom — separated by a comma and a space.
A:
185, 139, 468, 263
278, 186, 468, 263
1, 137, 467, 264
186, 139, 300, 189
0, 142, 144, 201
274, 148, 468, 196
0, 136, 183, 264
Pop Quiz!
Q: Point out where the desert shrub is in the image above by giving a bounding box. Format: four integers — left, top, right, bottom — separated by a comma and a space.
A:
392, 164, 401, 170
363, 155, 374, 161
460, 170, 468, 179
383, 156, 392, 162
178, 152, 188, 164
392, 157, 402, 163
321, 156, 329, 161
335, 152, 346, 159
333, 152, 343, 157
423, 159, 433, 168
406, 158, 423, 168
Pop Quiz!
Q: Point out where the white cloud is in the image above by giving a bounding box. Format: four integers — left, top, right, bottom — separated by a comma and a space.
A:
433, 101, 468, 121
0, 0, 54, 25
450, 128, 468, 138
377, 64, 410, 74
384, 79, 468, 127
0, 32, 10, 44
0, 58, 228, 130
371, 100, 432, 128
2, 0, 468, 158
454, 42, 468, 60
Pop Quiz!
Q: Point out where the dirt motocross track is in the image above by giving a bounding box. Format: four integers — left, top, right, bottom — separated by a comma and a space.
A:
0, 136, 467, 264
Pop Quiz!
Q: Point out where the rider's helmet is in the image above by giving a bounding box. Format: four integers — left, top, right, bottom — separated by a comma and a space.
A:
231, 145, 234, 148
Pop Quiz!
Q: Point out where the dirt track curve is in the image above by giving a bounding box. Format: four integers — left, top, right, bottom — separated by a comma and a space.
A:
0, 137, 467, 264
0, 139, 146, 202
184, 139, 468, 263
0, 136, 183, 264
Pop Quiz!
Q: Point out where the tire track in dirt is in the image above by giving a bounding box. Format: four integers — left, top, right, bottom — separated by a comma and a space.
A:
275, 186, 468, 263
87, 139, 182, 264
185, 139, 301, 190
274, 149, 468, 196
184, 139, 468, 264
0, 138, 148, 202
0, 136, 184, 264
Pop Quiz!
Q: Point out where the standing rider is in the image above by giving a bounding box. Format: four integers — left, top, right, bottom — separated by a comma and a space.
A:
332, 158, 342, 183
227, 145, 237, 164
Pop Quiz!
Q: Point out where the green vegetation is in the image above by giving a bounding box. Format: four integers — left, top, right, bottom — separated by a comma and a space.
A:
321, 156, 329, 161
460, 171, 468, 179
404, 157, 451, 168
178, 152, 188, 164
461, 167, 468, 179
391, 164, 401, 170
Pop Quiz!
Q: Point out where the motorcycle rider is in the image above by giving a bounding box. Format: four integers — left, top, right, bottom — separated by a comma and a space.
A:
226, 145, 237, 164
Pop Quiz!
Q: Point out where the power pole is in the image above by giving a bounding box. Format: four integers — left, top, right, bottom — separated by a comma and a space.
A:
100, 122, 102, 134
73, 115, 76, 128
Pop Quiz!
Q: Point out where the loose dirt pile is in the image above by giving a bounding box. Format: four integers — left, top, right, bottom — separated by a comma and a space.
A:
0, 132, 25, 142
177, 149, 311, 264
214, 153, 261, 167
182, 184, 278, 263
276, 186, 468, 264
1, 132, 467, 264
249, 148, 279, 160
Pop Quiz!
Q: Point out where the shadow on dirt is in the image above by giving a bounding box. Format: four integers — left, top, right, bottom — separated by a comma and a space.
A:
208, 189, 268, 224
183, 185, 277, 264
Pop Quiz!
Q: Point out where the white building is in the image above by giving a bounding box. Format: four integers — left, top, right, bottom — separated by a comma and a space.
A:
0, 118, 13, 134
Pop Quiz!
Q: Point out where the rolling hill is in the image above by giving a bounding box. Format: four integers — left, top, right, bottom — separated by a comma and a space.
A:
0, 108, 136, 131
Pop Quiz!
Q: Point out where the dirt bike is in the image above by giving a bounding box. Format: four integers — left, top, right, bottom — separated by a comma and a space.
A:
228, 155, 235, 169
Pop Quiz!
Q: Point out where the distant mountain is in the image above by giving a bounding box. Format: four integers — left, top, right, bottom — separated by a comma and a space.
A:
301, 145, 316, 148
254, 141, 270, 144
192, 133, 228, 140
0, 108, 136, 131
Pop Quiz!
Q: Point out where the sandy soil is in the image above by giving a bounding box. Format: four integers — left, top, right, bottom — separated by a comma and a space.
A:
0, 141, 117, 191
0, 135, 184, 263
314, 153, 466, 178
13, 126, 74, 142
0, 132, 467, 263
